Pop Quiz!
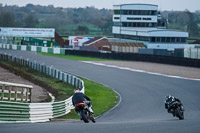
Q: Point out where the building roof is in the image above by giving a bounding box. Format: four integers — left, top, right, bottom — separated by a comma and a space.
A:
113, 3, 158, 7
122, 28, 187, 33
83, 37, 103, 45
110, 42, 145, 47
116, 27, 189, 37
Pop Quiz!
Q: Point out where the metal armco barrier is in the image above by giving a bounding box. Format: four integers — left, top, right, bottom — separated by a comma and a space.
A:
0, 51, 85, 123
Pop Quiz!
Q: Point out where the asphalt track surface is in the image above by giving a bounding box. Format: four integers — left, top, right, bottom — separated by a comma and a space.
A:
1, 49, 200, 133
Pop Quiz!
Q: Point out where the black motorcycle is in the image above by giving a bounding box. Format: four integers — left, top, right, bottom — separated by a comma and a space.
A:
75, 101, 96, 123
165, 100, 184, 120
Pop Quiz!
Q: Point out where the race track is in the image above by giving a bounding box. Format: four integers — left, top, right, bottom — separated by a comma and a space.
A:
1, 49, 200, 133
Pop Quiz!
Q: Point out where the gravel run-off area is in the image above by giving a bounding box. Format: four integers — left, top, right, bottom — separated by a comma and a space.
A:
0, 66, 48, 103
93, 61, 200, 79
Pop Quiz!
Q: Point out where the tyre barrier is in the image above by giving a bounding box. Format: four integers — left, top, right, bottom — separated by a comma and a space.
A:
0, 52, 85, 123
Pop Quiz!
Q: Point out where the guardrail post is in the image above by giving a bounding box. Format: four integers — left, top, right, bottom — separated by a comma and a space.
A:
26, 59, 29, 67
19, 56, 22, 65
29, 88, 32, 103
8, 86, 12, 101
77, 79, 80, 89
54, 69, 57, 78
21, 88, 23, 102
74, 78, 77, 87
47, 66, 49, 75
25, 88, 28, 102
14, 56, 16, 64
57, 71, 60, 79
15, 87, 17, 102
72, 76, 74, 86
62, 72, 64, 81
1, 84, 5, 100
67, 74, 69, 83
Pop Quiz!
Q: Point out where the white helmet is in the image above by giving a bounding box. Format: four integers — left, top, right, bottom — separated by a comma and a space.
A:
74, 89, 80, 93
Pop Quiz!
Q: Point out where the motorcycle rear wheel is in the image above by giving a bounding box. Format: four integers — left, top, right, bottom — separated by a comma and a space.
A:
80, 110, 89, 123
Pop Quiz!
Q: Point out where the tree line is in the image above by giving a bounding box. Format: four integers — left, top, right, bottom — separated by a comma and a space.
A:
0, 3, 200, 38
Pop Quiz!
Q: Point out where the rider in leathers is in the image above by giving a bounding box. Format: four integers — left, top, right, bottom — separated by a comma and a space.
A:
72, 89, 94, 114
165, 95, 183, 116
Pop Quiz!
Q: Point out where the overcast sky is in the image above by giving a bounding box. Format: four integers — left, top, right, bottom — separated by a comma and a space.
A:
1, 0, 200, 12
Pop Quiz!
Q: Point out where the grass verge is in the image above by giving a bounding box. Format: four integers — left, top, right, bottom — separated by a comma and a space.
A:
37, 52, 118, 61
0, 61, 118, 119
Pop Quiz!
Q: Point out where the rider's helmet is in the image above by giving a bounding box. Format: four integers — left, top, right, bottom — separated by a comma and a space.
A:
74, 89, 80, 93
165, 95, 174, 103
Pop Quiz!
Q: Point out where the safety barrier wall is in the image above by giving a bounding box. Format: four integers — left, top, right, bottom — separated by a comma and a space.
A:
0, 43, 66, 55
0, 52, 85, 123
65, 49, 200, 68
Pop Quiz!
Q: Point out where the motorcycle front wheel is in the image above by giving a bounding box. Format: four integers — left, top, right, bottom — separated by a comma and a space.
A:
175, 108, 184, 120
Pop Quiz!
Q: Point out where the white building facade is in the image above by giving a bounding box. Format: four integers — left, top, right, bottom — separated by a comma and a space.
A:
112, 4, 189, 50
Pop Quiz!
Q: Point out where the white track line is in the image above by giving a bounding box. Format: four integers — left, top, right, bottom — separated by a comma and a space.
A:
82, 61, 200, 81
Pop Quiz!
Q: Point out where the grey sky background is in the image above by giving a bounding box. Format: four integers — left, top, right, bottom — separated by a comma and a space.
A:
1, 0, 200, 12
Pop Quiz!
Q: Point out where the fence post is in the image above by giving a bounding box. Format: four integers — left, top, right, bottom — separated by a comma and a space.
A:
26, 88, 28, 102
29, 88, 32, 103
26, 58, 29, 67
20, 56, 22, 65
74, 78, 77, 87
67, 74, 69, 83
21, 88, 23, 102
77, 79, 80, 89
62, 72, 64, 81
15, 87, 17, 102
1, 84, 5, 100
8, 86, 11, 101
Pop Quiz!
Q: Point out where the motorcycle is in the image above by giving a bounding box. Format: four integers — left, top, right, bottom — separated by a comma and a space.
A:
165, 100, 184, 120
75, 101, 96, 123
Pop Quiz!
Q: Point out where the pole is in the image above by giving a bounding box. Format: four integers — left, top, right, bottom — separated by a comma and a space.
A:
51, 38, 53, 47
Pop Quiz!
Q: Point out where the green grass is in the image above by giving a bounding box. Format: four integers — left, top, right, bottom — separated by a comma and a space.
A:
38, 52, 117, 61
0, 61, 118, 119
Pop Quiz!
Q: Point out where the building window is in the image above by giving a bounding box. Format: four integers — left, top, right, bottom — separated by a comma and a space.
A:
114, 10, 120, 14
161, 37, 165, 42
128, 22, 132, 27
119, 10, 157, 15
122, 22, 127, 27
166, 37, 170, 42
114, 17, 120, 20
128, 10, 132, 15
176, 37, 180, 43
151, 37, 156, 42
181, 38, 186, 43
127, 17, 141, 20
121, 22, 157, 28
171, 37, 175, 43
113, 22, 121, 26
156, 37, 161, 42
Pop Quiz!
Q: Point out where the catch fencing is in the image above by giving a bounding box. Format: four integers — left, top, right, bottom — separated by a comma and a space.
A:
0, 52, 85, 123
184, 48, 200, 59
